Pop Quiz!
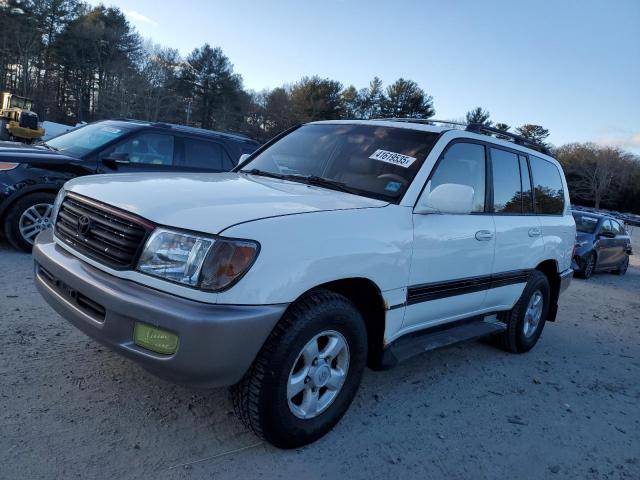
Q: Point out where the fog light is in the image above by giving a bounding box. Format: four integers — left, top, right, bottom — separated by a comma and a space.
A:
134, 322, 178, 355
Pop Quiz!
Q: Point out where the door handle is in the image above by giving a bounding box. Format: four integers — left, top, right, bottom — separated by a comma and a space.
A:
475, 230, 494, 241
528, 227, 541, 237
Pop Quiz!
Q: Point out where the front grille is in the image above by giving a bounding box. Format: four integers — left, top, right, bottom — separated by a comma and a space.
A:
55, 194, 151, 269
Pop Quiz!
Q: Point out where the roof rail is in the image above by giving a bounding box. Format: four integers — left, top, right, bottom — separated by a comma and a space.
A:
373, 117, 551, 155
465, 123, 551, 155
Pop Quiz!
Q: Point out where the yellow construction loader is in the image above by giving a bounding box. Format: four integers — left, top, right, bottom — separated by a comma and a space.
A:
0, 92, 45, 143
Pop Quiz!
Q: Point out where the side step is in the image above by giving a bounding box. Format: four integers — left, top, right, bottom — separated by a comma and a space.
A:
378, 315, 506, 370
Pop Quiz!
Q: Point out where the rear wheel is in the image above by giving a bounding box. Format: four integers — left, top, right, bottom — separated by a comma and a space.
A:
578, 252, 596, 279
3, 192, 56, 252
491, 270, 550, 353
614, 254, 629, 275
231, 289, 367, 448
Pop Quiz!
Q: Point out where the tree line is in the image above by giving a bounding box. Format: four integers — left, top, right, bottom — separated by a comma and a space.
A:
0, 0, 638, 213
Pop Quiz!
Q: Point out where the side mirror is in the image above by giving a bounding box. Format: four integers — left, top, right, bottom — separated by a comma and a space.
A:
415, 183, 475, 215
101, 152, 130, 169
238, 153, 251, 164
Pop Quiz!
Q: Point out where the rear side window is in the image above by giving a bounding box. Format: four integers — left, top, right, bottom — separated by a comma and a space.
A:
429, 142, 486, 213
600, 219, 614, 235
530, 156, 565, 215
491, 148, 521, 214
612, 220, 625, 235
183, 138, 233, 170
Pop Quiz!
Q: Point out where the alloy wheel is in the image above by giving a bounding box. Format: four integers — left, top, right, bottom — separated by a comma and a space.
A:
18, 203, 53, 245
523, 290, 543, 337
287, 330, 350, 420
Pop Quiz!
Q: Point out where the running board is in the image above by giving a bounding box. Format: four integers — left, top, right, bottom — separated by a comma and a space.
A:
377, 315, 506, 370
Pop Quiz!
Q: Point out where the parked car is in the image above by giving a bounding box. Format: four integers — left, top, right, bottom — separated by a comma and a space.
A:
572, 210, 632, 278
0, 119, 260, 251
33, 119, 575, 448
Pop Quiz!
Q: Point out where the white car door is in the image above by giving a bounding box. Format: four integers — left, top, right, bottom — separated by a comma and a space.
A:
484, 148, 544, 310
403, 141, 496, 332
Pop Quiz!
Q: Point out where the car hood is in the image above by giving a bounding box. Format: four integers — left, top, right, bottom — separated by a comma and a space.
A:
64, 172, 388, 234
0, 143, 78, 164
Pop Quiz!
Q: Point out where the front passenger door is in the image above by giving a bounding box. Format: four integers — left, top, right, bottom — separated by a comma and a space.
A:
404, 141, 496, 330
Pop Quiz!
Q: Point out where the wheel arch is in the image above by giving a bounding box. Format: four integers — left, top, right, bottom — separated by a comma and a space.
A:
535, 259, 560, 322
295, 277, 387, 369
0, 184, 60, 222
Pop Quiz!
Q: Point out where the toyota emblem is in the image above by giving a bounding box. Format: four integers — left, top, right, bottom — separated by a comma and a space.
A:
77, 215, 91, 236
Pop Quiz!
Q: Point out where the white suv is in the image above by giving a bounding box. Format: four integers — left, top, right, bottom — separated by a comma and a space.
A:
33, 119, 575, 448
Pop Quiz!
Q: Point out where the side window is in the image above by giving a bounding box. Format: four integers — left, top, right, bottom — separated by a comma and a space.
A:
530, 155, 565, 215
428, 142, 486, 213
491, 148, 522, 214
611, 220, 624, 235
107, 133, 175, 165
600, 219, 614, 235
182, 138, 232, 170
519, 155, 534, 213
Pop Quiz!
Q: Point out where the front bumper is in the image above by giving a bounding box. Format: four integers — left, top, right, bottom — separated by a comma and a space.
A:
33, 230, 287, 387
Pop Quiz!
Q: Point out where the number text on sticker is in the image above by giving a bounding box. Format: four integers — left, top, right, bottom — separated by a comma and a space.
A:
369, 149, 417, 168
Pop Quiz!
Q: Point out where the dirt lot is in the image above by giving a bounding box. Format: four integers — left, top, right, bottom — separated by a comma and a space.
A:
1, 231, 639, 480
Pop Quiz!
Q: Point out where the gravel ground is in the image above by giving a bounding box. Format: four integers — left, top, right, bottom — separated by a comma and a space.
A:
1, 231, 639, 480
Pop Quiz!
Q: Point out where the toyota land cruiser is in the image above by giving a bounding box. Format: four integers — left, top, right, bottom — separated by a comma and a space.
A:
33, 119, 575, 448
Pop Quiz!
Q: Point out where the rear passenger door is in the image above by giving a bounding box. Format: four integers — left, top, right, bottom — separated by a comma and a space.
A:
485, 148, 544, 310
596, 219, 617, 267
176, 137, 235, 172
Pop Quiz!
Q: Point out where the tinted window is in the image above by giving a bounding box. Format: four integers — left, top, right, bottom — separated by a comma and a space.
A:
244, 124, 439, 202
428, 142, 486, 213
491, 148, 522, 213
530, 156, 565, 215
572, 213, 599, 233
600, 219, 614, 235
519, 155, 534, 213
183, 139, 229, 170
611, 220, 625, 235
108, 133, 175, 165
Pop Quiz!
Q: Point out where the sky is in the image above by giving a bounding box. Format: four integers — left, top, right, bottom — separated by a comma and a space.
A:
88, 0, 640, 153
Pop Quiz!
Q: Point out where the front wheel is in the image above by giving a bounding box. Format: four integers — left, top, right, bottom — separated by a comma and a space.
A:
231, 289, 367, 448
3, 192, 56, 252
614, 254, 629, 275
491, 270, 550, 353
578, 252, 596, 279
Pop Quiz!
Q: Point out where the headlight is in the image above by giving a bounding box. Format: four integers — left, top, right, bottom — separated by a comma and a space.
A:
137, 228, 259, 291
576, 241, 589, 248
51, 189, 66, 227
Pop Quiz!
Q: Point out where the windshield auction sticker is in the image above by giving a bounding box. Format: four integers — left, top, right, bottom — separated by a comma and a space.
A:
369, 149, 417, 168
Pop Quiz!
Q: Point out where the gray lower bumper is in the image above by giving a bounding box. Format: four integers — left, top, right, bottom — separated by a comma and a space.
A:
559, 267, 573, 294
33, 230, 287, 387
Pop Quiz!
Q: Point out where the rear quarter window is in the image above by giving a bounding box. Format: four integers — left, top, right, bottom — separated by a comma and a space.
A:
530, 155, 565, 215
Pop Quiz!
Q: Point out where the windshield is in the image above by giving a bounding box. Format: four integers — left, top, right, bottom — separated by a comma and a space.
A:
242, 123, 439, 202
573, 212, 599, 233
46, 122, 133, 158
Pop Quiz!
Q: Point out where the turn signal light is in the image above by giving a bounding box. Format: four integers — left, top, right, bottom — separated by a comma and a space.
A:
0, 162, 19, 171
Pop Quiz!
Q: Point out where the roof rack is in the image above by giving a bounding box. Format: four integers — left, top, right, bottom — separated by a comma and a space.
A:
373, 118, 551, 155
465, 123, 551, 155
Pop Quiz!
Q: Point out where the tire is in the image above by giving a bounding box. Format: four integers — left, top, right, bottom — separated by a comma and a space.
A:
0, 119, 9, 141
3, 192, 56, 252
231, 289, 368, 449
614, 254, 629, 276
491, 270, 550, 353
578, 252, 596, 279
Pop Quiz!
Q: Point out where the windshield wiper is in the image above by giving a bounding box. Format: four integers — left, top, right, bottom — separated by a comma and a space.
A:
239, 168, 288, 180
241, 169, 357, 195
282, 175, 357, 194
